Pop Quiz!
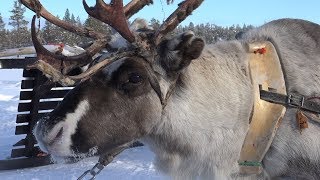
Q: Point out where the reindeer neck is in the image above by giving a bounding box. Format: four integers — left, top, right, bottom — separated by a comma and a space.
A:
144, 42, 255, 176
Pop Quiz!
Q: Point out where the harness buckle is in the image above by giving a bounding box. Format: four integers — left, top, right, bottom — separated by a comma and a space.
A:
287, 94, 305, 108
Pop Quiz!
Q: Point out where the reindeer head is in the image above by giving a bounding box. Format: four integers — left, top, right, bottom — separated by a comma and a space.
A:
22, 0, 204, 158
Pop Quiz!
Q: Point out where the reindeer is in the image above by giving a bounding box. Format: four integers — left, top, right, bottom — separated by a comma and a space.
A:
21, 0, 320, 179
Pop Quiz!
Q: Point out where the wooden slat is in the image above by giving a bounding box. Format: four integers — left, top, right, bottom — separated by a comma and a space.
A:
51, 83, 74, 88
0, 156, 52, 170
16, 113, 47, 123
39, 101, 60, 110
15, 125, 30, 135
43, 90, 70, 99
18, 101, 60, 112
16, 114, 31, 123
23, 69, 39, 77
19, 90, 33, 100
11, 146, 41, 158
0, 58, 37, 69
18, 102, 31, 112
13, 139, 27, 147
21, 81, 74, 89
19, 89, 70, 100
11, 148, 28, 158
21, 79, 34, 89
13, 136, 37, 147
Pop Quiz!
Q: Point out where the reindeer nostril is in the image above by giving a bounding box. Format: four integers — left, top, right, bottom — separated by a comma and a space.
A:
56, 127, 63, 139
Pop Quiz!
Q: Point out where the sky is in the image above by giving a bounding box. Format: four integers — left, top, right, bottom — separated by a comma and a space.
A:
0, 0, 319, 29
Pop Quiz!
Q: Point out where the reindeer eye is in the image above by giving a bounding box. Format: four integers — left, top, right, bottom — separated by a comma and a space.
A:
128, 73, 143, 84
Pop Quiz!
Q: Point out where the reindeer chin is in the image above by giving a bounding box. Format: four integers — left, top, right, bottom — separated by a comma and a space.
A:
48, 146, 99, 164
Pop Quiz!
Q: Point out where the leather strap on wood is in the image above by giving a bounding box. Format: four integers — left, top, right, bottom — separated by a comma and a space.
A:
238, 41, 287, 174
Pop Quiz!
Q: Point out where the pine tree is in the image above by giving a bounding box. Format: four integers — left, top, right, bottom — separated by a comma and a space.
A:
75, 16, 84, 44
9, 1, 28, 30
83, 15, 110, 44
0, 13, 8, 50
69, 13, 82, 44
61, 9, 74, 44
175, 25, 184, 34
58, 9, 83, 45
188, 22, 195, 31
42, 20, 57, 43
71, 14, 76, 24
149, 18, 160, 30
76, 16, 82, 27
84, 16, 110, 34
0, 13, 5, 30
63, 9, 71, 22
9, 1, 30, 47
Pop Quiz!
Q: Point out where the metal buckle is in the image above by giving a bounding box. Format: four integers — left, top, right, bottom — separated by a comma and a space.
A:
287, 94, 305, 108
287, 94, 292, 104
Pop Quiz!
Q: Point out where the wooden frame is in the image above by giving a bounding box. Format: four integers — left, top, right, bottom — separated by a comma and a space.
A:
0, 57, 72, 170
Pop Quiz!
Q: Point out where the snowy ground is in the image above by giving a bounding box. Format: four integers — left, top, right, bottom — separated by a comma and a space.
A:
0, 74, 168, 180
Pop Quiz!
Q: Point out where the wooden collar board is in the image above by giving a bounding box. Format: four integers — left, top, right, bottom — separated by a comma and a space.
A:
238, 41, 287, 174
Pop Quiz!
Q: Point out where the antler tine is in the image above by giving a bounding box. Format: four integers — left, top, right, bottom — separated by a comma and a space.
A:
33, 51, 136, 86
154, 0, 204, 45
21, 0, 106, 39
29, 15, 104, 86
30, 15, 85, 74
83, 0, 135, 43
124, 0, 153, 19
30, 15, 108, 75
69, 51, 136, 80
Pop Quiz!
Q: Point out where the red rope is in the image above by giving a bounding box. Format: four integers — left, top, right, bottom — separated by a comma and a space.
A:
254, 47, 267, 54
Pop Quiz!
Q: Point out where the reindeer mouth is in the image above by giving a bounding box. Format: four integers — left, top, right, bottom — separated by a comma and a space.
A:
57, 143, 131, 165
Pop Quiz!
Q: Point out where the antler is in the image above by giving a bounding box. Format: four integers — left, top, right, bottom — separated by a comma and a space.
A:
29, 15, 109, 74
21, 0, 111, 75
155, 0, 204, 45
22, 0, 151, 85
31, 15, 135, 86
22, 0, 153, 40
83, 0, 153, 43
21, 0, 106, 39
83, 0, 134, 43
23, 0, 203, 86
125, 0, 153, 19
32, 51, 137, 86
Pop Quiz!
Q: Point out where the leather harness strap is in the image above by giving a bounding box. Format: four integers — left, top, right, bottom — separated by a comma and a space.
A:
260, 90, 320, 114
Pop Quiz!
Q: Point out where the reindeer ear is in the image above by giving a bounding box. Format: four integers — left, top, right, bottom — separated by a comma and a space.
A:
160, 31, 205, 71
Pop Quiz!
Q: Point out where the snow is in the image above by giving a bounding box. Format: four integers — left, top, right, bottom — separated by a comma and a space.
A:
0, 45, 85, 59
0, 94, 14, 101
61, 45, 85, 56
0, 147, 166, 180
0, 80, 168, 180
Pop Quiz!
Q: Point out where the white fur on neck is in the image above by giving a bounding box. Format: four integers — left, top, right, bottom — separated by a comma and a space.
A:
145, 43, 255, 179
